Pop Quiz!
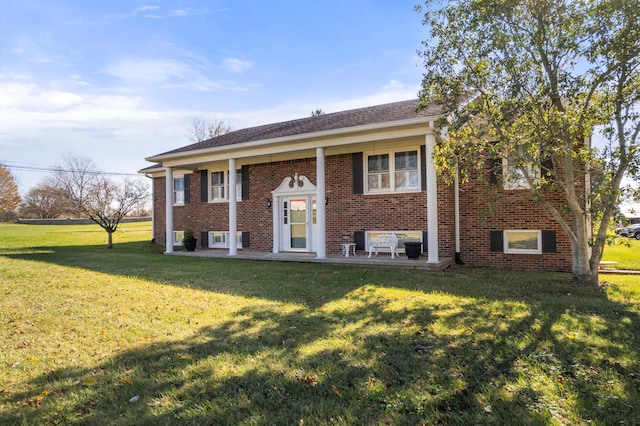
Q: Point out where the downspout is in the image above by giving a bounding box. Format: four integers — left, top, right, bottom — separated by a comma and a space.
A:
454, 163, 464, 264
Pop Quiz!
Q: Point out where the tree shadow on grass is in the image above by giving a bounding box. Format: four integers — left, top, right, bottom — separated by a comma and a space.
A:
2, 242, 639, 424
0, 240, 597, 307
2, 280, 639, 424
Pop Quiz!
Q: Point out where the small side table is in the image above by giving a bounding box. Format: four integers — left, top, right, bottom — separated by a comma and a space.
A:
341, 243, 357, 257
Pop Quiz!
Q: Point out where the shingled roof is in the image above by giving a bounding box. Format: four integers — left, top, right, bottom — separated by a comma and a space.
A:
151, 99, 443, 159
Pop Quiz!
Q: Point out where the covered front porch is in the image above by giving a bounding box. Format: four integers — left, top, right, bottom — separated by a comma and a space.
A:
167, 248, 454, 271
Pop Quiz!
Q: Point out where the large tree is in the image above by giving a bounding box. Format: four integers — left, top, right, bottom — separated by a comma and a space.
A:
19, 184, 69, 219
417, 0, 640, 284
0, 164, 21, 218
51, 154, 150, 249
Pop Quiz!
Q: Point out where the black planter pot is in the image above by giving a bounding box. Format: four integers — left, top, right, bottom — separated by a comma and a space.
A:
403, 242, 422, 260
183, 238, 197, 252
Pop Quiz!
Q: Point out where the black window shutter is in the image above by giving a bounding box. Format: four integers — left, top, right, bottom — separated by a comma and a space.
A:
354, 231, 365, 251
422, 231, 428, 252
542, 230, 557, 253
489, 157, 502, 186
200, 170, 208, 202
241, 165, 249, 200
242, 231, 250, 248
420, 145, 427, 191
183, 174, 190, 204
200, 231, 208, 248
490, 230, 503, 252
352, 152, 363, 194
541, 158, 555, 180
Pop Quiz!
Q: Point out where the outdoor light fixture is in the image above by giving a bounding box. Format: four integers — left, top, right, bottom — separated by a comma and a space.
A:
266, 199, 272, 208
325, 197, 329, 205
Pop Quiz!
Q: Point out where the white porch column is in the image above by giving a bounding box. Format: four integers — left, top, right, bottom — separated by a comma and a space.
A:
272, 196, 279, 253
425, 132, 439, 263
316, 147, 327, 258
228, 158, 238, 256
164, 167, 174, 254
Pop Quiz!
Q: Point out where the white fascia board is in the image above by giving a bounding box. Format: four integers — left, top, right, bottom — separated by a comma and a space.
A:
138, 166, 164, 175
146, 115, 443, 166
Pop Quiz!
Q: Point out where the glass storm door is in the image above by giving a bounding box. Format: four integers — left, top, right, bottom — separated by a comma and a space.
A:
281, 197, 318, 252
288, 198, 308, 250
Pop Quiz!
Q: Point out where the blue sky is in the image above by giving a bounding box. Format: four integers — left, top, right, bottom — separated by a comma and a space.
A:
0, 1, 426, 194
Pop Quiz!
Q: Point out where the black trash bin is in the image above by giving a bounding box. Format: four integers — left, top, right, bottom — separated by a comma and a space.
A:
403, 242, 422, 260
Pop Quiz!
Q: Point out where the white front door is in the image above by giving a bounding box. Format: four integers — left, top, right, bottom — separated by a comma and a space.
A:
281, 196, 317, 252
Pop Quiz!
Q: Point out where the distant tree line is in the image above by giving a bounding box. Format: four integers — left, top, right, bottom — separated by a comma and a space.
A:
1, 154, 150, 249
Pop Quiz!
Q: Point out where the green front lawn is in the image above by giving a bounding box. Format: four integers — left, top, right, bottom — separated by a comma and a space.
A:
602, 238, 640, 270
0, 223, 638, 425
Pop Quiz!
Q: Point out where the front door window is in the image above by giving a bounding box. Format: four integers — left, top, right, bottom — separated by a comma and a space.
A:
289, 199, 307, 249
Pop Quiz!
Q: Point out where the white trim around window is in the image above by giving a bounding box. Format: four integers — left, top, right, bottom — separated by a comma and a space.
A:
172, 230, 184, 246
364, 148, 421, 194
365, 230, 422, 252
208, 231, 243, 249
208, 169, 243, 202
173, 175, 185, 205
502, 151, 540, 190
503, 230, 542, 254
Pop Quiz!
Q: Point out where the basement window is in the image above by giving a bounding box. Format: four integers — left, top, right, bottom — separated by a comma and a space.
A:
208, 231, 243, 249
173, 230, 184, 246
504, 230, 542, 254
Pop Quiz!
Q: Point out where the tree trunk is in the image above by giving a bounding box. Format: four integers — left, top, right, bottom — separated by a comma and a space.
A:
571, 228, 598, 285
107, 231, 113, 249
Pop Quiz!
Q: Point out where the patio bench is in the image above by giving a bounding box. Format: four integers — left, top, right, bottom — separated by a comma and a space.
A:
367, 234, 399, 259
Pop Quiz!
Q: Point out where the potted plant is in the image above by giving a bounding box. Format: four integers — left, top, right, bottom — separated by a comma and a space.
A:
182, 228, 197, 252
403, 241, 422, 260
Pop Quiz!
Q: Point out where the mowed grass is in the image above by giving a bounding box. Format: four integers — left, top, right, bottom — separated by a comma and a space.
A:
0, 223, 638, 425
602, 238, 640, 270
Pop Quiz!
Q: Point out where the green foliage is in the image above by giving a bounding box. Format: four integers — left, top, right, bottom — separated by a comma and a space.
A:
0, 223, 638, 424
0, 164, 21, 214
183, 228, 195, 241
418, 0, 640, 283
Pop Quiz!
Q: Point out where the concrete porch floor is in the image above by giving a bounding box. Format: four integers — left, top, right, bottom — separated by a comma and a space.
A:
168, 249, 454, 271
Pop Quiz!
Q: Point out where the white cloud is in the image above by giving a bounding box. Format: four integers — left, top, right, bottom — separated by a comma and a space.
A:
42, 90, 85, 107
222, 58, 252, 73
103, 58, 207, 88
383, 79, 405, 91
102, 57, 255, 92
133, 5, 160, 14
169, 10, 188, 17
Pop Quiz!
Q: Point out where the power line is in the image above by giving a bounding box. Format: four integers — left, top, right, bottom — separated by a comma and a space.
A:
1, 160, 140, 177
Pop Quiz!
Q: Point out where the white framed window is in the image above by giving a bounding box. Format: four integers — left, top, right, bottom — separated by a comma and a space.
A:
365, 230, 422, 252
503, 230, 542, 254
209, 170, 242, 202
173, 176, 185, 205
365, 150, 420, 193
503, 150, 539, 190
208, 231, 243, 248
173, 230, 184, 246
210, 171, 225, 201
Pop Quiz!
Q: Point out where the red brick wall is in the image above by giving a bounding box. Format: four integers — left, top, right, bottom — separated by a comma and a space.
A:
152, 153, 571, 271
153, 154, 455, 258
457, 178, 572, 271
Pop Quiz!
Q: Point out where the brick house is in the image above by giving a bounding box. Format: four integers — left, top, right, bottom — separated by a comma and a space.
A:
140, 99, 571, 271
